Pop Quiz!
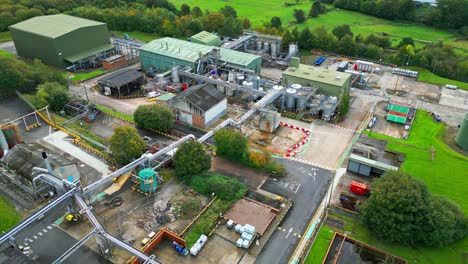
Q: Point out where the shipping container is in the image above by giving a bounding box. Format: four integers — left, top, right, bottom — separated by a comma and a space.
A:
350, 180, 369, 196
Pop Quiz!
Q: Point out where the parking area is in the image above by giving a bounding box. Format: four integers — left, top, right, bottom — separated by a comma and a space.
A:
439, 87, 468, 110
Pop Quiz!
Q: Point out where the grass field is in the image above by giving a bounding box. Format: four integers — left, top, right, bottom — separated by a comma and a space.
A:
406, 66, 468, 90
67, 69, 106, 82
0, 31, 11, 43
0, 49, 14, 58
0, 195, 20, 232
169, 0, 466, 51
304, 225, 334, 264
95, 104, 135, 123
111, 31, 160, 43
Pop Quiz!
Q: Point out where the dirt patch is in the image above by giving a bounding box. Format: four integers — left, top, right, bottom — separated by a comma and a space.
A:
224, 198, 277, 236
211, 157, 268, 190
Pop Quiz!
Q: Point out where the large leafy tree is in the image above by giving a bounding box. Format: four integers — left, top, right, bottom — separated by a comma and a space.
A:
293, 9, 306, 23
201, 12, 226, 33
332, 24, 353, 40
173, 141, 211, 182
220, 5, 237, 18
361, 171, 466, 247
213, 128, 248, 161
270, 16, 282, 28
134, 104, 174, 132
36, 82, 69, 112
309, 0, 322, 18
336, 34, 357, 56
180, 3, 190, 16
109, 126, 146, 165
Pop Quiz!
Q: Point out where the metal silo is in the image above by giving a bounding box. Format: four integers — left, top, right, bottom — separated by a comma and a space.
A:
286, 88, 296, 109
257, 41, 262, 51
296, 97, 307, 111
271, 43, 277, 57
455, 113, 468, 150
263, 42, 269, 53
309, 99, 320, 115
290, 83, 302, 90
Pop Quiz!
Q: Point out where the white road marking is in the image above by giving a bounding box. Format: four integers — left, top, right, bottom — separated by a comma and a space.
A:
285, 227, 293, 239
294, 184, 301, 193
38, 232, 42, 236
43, 229, 47, 233
47, 225, 53, 230
33, 236, 38, 240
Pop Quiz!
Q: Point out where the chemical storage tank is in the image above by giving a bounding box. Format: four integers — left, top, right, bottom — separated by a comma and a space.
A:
228, 72, 235, 82
237, 74, 245, 84
272, 85, 284, 91
156, 74, 164, 83
290, 83, 302, 90
309, 99, 320, 115
286, 88, 297, 109
139, 168, 157, 193
321, 102, 335, 121
271, 43, 277, 57
172, 67, 179, 84
256, 41, 262, 51
242, 81, 253, 88
263, 42, 269, 53
296, 97, 307, 111
455, 113, 468, 150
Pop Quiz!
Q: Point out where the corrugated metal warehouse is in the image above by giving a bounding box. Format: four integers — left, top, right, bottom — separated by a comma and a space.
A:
190, 31, 221, 46
139, 37, 262, 74
9, 14, 113, 69
169, 83, 227, 129
282, 58, 351, 96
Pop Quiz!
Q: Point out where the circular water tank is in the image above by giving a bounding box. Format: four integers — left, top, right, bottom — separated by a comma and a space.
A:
271, 43, 277, 57
237, 74, 245, 81
272, 85, 284, 91
286, 88, 297, 95
290, 84, 302, 90
455, 113, 468, 150
139, 168, 157, 193
243, 81, 253, 88
256, 41, 262, 51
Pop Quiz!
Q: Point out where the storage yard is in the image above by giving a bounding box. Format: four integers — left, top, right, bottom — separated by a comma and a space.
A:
0, 13, 467, 264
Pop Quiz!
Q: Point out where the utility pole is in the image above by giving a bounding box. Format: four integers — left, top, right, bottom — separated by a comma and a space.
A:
82, 82, 89, 102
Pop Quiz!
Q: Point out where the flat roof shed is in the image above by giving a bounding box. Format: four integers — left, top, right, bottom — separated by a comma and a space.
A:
190, 31, 221, 46
98, 69, 144, 96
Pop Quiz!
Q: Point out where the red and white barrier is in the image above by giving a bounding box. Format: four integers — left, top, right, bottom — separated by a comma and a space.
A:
279, 121, 311, 157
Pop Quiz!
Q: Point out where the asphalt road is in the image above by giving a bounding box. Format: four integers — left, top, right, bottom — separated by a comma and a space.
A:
13, 203, 110, 264
256, 158, 331, 264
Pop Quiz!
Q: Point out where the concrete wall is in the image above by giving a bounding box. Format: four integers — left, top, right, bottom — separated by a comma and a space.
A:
10, 28, 59, 67
204, 99, 227, 127
139, 50, 195, 72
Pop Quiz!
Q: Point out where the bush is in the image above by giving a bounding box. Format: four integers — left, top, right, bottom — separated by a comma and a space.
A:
174, 196, 201, 219
36, 82, 69, 112
213, 128, 249, 162
174, 141, 211, 183
109, 125, 146, 165
134, 104, 174, 132
191, 173, 247, 201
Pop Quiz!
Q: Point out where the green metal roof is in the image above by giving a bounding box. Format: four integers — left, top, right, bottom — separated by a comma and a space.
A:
157, 93, 176, 101
64, 43, 114, 62
349, 154, 399, 171
190, 31, 221, 46
283, 64, 351, 86
9, 14, 105, 39
140, 37, 261, 67
387, 114, 407, 124
387, 104, 409, 114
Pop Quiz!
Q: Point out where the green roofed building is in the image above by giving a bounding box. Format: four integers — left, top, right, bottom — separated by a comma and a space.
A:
282, 57, 351, 96
190, 31, 221, 46
139, 37, 262, 74
9, 14, 113, 69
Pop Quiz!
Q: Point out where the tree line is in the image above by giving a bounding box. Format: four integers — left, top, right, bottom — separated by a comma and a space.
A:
327, 0, 467, 31
281, 25, 468, 82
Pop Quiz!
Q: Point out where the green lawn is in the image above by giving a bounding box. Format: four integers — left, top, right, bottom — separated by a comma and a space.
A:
0, 31, 11, 43
95, 104, 135, 123
304, 225, 334, 264
0, 195, 21, 233
111, 31, 161, 43
0, 49, 15, 58
67, 69, 106, 82
406, 66, 468, 90
169, 1, 466, 51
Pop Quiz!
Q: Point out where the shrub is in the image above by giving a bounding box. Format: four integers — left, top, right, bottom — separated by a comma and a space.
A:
174, 141, 211, 183
213, 128, 249, 162
134, 104, 174, 132
191, 173, 247, 201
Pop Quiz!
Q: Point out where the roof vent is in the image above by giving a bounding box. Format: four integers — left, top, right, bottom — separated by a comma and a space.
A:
336, 76, 341, 80
290, 67, 296, 72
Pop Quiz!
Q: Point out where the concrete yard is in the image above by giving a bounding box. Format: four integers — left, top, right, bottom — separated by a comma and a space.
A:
224, 198, 277, 236
439, 87, 468, 110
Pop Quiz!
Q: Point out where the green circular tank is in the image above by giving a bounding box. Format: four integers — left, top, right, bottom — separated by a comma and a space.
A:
455, 113, 468, 151
139, 168, 157, 193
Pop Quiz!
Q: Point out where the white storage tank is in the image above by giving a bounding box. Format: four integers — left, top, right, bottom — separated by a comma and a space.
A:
263, 42, 269, 53
235, 224, 242, 233
236, 238, 244, 247
290, 83, 302, 90
244, 224, 256, 235
172, 67, 179, 84
227, 219, 234, 228
243, 81, 253, 88
286, 88, 297, 109
272, 85, 284, 91
228, 72, 235, 82
242, 239, 251, 248
256, 41, 262, 51
271, 43, 277, 57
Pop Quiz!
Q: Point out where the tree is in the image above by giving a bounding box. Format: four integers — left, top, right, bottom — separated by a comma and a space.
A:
134, 104, 174, 132
180, 3, 190, 16
36, 82, 69, 112
202, 12, 226, 33
338, 92, 350, 116
361, 171, 467, 247
221, 17, 243, 37
332, 24, 353, 39
293, 9, 306, 23
109, 125, 146, 165
398, 37, 414, 48
174, 141, 211, 182
270, 16, 282, 28
187, 19, 203, 35
242, 18, 251, 29
213, 128, 248, 161
299, 27, 316, 50
220, 5, 237, 18
336, 34, 357, 55
314, 26, 336, 51
191, 6, 203, 18
282, 30, 294, 52
309, 0, 322, 17
365, 44, 383, 60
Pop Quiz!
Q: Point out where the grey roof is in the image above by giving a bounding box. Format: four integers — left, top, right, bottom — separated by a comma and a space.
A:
349, 154, 399, 171
172, 83, 225, 111
98, 69, 143, 88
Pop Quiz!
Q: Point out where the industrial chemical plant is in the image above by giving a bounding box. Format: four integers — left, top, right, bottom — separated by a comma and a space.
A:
1, 12, 467, 264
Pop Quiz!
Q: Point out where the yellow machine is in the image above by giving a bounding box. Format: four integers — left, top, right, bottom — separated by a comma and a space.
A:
65, 213, 81, 222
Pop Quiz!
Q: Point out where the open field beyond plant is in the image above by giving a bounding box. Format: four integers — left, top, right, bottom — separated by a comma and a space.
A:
407, 66, 468, 90
0, 31, 11, 43
0, 195, 21, 232
169, 0, 467, 51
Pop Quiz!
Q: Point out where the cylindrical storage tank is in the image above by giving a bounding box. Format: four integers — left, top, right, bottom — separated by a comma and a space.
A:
253, 76, 260, 89
171, 68, 179, 84
256, 41, 262, 51
242, 81, 253, 88
271, 43, 277, 57
272, 85, 284, 92
296, 97, 307, 111
290, 83, 302, 90
289, 44, 296, 54
286, 88, 296, 109
263, 42, 269, 53
139, 168, 157, 193
322, 103, 334, 121
329, 96, 338, 104
309, 99, 320, 115
228, 72, 235, 82
156, 74, 164, 83
237, 74, 245, 85
455, 113, 468, 150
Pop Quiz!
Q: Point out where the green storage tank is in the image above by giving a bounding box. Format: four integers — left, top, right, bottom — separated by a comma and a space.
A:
139, 168, 158, 193
455, 113, 468, 151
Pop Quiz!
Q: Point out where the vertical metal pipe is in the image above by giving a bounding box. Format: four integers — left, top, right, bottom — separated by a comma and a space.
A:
42, 152, 54, 175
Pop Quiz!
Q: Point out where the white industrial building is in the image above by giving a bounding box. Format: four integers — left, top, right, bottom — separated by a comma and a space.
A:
169, 83, 227, 129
